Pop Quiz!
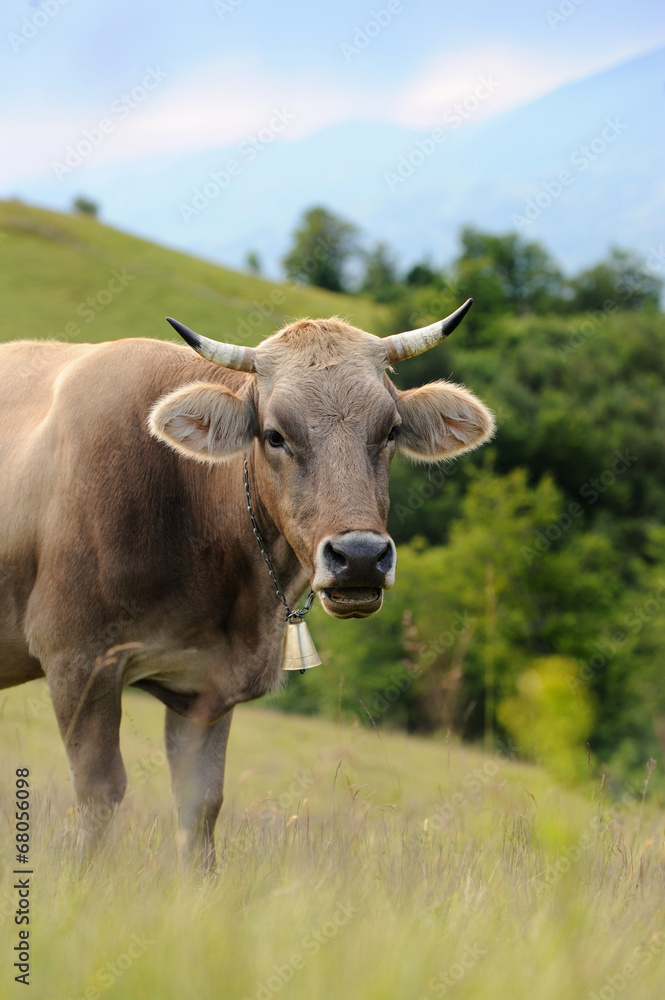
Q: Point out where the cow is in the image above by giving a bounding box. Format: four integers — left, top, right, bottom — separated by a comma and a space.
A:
0, 301, 494, 868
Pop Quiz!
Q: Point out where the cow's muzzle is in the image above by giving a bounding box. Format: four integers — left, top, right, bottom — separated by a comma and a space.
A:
313, 531, 396, 619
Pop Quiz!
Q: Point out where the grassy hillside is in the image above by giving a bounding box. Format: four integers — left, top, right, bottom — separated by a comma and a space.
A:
0, 200, 388, 346
3, 200, 665, 999
1, 683, 664, 1000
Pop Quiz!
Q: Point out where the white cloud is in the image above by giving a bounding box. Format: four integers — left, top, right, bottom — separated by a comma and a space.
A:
386, 42, 655, 129
0, 62, 356, 184
1, 40, 662, 185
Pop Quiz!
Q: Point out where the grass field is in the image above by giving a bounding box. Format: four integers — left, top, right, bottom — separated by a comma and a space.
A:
0, 200, 387, 347
2, 200, 664, 998
1, 681, 664, 1000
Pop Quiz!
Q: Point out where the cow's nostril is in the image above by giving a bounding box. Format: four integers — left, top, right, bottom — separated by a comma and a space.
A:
324, 541, 348, 573
376, 544, 393, 574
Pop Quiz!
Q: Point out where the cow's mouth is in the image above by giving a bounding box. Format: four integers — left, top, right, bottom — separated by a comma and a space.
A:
320, 587, 383, 619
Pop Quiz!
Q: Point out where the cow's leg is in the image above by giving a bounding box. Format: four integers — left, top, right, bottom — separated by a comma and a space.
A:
165, 707, 233, 872
47, 656, 126, 858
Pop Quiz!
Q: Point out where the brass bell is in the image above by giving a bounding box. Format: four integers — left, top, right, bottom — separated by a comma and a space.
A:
281, 620, 321, 671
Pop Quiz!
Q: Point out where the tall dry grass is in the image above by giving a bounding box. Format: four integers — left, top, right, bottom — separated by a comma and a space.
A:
1, 681, 664, 1000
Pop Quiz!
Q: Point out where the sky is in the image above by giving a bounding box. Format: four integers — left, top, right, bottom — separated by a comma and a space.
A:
1, 0, 663, 272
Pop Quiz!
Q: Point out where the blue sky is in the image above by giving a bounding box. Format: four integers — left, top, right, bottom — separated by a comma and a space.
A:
2, 0, 663, 183
1, 1, 663, 279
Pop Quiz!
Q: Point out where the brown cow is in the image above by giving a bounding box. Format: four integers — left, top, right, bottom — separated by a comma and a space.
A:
0, 302, 494, 867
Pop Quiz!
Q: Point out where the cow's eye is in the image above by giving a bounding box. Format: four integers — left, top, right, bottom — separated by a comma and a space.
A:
266, 430, 286, 449
386, 426, 399, 444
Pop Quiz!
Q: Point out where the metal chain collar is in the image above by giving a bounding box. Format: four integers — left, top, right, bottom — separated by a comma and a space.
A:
243, 459, 315, 624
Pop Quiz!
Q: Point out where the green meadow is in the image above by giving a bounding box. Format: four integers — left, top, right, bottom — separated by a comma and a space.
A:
1, 682, 664, 1000
2, 200, 665, 999
0, 199, 386, 347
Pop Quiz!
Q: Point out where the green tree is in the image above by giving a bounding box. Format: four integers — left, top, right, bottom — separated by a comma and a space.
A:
568, 247, 662, 312
455, 226, 565, 315
360, 242, 400, 302
72, 195, 99, 218
405, 261, 439, 287
245, 250, 262, 275
388, 309, 665, 556
282, 205, 359, 292
281, 471, 634, 750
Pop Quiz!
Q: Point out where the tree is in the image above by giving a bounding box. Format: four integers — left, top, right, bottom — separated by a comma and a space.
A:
405, 261, 440, 287
360, 242, 400, 302
245, 250, 262, 276
568, 247, 662, 313
72, 195, 99, 218
279, 469, 638, 762
456, 226, 565, 314
282, 206, 359, 292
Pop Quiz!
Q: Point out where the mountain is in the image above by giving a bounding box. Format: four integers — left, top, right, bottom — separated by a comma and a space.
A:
4, 46, 664, 279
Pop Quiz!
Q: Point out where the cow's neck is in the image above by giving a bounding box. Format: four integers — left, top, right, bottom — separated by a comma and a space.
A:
242, 451, 309, 614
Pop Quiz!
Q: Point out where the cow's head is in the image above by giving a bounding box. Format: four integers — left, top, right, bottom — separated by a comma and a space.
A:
149, 302, 494, 619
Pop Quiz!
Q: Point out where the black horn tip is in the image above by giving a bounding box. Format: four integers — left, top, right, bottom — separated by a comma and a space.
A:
442, 298, 473, 335
166, 317, 201, 351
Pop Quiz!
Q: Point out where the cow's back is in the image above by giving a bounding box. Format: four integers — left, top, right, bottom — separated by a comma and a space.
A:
0, 338, 173, 551
0, 342, 95, 681
0, 337, 240, 685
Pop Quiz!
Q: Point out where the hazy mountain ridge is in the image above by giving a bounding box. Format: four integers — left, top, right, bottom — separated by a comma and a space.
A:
4, 46, 663, 279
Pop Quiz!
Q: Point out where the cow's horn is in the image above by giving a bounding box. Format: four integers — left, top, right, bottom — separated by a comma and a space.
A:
383, 299, 473, 364
166, 317, 257, 373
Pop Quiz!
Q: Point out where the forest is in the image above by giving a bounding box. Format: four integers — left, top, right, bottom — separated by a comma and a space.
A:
277, 207, 665, 784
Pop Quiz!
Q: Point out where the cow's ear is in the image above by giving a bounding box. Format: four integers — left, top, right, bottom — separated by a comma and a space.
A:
395, 381, 495, 461
149, 382, 256, 463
